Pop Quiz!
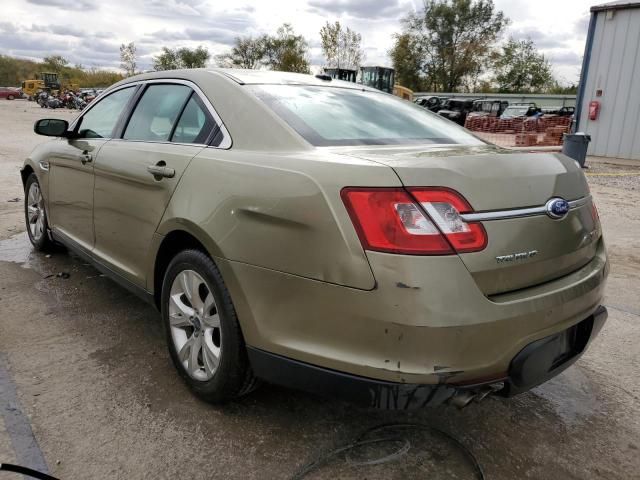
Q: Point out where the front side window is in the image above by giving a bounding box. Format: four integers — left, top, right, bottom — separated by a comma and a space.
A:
124, 84, 191, 142
251, 85, 485, 147
77, 86, 135, 138
171, 95, 216, 144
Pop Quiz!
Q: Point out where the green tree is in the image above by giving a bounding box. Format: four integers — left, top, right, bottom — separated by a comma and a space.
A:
397, 0, 508, 92
389, 33, 425, 91
319, 21, 364, 70
216, 24, 310, 73
493, 38, 554, 93
41, 55, 69, 73
153, 46, 210, 70
548, 81, 578, 95
263, 24, 310, 73
120, 42, 137, 76
153, 47, 181, 70
177, 46, 210, 68
215, 36, 266, 69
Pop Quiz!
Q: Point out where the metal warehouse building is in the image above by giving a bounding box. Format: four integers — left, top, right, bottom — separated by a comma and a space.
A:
576, 1, 640, 160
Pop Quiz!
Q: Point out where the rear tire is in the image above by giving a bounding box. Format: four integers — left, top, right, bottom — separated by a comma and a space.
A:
161, 249, 257, 403
7, 94, 15, 100
24, 173, 55, 251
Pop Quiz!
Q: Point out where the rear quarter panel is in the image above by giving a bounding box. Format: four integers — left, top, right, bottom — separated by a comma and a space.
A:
157, 148, 400, 290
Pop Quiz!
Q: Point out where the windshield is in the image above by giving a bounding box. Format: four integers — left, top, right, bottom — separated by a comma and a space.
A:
250, 85, 484, 147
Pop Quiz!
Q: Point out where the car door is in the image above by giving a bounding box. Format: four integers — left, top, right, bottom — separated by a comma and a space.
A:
92, 81, 222, 288
47, 86, 137, 251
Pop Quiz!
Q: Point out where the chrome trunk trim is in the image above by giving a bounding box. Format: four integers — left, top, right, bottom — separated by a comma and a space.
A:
460, 195, 591, 222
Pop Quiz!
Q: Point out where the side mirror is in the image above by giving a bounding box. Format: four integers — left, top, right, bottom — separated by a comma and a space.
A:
34, 119, 70, 137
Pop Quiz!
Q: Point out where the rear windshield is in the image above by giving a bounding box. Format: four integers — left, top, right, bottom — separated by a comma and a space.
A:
250, 85, 484, 147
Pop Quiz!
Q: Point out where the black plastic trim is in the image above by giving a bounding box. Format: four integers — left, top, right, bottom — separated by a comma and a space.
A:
51, 229, 156, 307
168, 91, 195, 142
504, 305, 607, 395
112, 84, 145, 139
248, 306, 608, 408
247, 347, 458, 410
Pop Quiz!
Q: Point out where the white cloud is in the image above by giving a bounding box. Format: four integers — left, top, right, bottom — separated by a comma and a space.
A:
3, 0, 591, 83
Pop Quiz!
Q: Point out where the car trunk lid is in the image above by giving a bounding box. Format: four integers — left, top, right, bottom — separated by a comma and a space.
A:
338, 144, 600, 295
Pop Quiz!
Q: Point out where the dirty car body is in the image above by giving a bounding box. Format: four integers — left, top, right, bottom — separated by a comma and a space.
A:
22, 69, 608, 409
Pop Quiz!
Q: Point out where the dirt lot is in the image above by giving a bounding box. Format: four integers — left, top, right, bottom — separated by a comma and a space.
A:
1, 100, 639, 480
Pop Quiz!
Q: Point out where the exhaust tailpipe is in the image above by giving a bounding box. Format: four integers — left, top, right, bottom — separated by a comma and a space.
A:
449, 382, 505, 409
449, 390, 477, 409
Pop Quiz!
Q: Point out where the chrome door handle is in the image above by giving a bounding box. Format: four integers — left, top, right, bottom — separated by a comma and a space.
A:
80, 152, 92, 165
147, 164, 175, 179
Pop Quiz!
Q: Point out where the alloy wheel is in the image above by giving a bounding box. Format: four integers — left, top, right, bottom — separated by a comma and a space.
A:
27, 181, 45, 242
168, 269, 222, 381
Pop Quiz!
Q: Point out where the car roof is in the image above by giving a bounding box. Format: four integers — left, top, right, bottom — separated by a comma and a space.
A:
119, 68, 379, 92
210, 68, 375, 90
118, 68, 379, 90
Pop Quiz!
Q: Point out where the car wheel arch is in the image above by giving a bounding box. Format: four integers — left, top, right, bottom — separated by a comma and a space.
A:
153, 229, 211, 309
21, 165, 35, 186
151, 223, 257, 343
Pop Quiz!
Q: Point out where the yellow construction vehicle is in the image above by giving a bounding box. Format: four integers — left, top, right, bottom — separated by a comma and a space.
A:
393, 84, 413, 101
359, 66, 413, 101
323, 66, 414, 100
22, 72, 79, 100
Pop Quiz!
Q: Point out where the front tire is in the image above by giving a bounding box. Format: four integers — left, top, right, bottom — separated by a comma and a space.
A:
161, 249, 256, 403
24, 173, 54, 251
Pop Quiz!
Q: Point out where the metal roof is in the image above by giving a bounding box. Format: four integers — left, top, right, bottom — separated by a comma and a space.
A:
591, 1, 640, 12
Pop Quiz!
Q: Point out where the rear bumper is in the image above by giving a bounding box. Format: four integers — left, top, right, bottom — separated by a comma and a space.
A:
504, 304, 607, 395
248, 306, 608, 409
218, 238, 608, 386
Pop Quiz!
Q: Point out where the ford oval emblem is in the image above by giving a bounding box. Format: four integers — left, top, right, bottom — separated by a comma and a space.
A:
545, 198, 570, 219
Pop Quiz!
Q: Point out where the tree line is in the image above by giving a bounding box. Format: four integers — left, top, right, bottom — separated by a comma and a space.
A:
0, 54, 124, 88
1, 0, 577, 94
150, 24, 312, 73
142, 0, 575, 94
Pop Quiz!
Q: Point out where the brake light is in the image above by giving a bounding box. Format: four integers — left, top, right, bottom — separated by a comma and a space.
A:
341, 187, 487, 255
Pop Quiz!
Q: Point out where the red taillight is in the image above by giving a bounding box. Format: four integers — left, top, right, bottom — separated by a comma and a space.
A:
341, 187, 487, 255
407, 188, 488, 253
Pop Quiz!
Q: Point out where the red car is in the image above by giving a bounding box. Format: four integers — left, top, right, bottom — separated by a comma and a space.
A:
0, 87, 19, 100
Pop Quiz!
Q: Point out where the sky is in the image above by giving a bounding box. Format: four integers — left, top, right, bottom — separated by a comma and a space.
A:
1, 0, 596, 85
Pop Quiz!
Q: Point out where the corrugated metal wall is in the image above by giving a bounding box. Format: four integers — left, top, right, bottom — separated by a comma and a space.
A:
578, 7, 640, 160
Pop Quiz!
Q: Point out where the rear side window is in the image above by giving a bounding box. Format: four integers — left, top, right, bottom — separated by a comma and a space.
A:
78, 86, 135, 138
171, 95, 215, 144
124, 84, 191, 142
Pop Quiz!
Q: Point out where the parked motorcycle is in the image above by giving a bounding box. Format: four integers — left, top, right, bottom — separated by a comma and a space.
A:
46, 97, 62, 109
36, 91, 48, 108
74, 96, 87, 110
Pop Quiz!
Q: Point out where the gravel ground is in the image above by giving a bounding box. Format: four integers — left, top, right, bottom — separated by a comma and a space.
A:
585, 161, 640, 191
1, 100, 639, 480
